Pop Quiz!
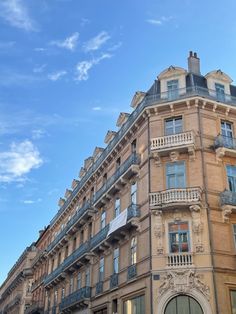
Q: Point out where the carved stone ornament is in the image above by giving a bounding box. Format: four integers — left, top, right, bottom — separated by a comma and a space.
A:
152, 152, 161, 166
190, 205, 204, 252
169, 151, 179, 162
153, 210, 164, 255
188, 146, 196, 161
159, 270, 210, 300
222, 205, 233, 223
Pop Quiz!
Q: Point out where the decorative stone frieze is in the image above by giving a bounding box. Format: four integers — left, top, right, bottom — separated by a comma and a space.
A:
153, 210, 164, 255
190, 205, 204, 252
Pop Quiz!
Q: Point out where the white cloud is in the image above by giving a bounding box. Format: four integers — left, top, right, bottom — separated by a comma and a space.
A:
75, 53, 112, 81
83, 31, 110, 52
0, 0, 36, 31
50, 32, 79, 51
92, 106, 102, 111
22, 198, 42, 204
146, 16, 173, 26
0, 140, 43, 183
48, 70, 67, 81
32, 129, 46, 139
33, 64, 47, 73
108, 42, 122, 52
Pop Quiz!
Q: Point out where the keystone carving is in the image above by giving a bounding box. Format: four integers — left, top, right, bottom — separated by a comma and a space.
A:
159, 270, 210, 300
222, 205, 233, 223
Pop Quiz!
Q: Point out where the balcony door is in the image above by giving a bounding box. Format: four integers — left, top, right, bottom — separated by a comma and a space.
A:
169, 222, 190, 253
165, 295, 203, 314
227, 165, 236, 192
165, 117, 182, 135
167, 80, 179, 100
221, 121, 234, 148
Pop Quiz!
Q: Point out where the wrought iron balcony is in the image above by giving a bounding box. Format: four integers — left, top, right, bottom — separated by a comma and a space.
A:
215, 135, 236, 159
44, 263, 65, 286
151, 131, 195, 154
90, 224, 110, 251
63, 241, 90, 271
96, 281, 103, 295
59, 286, 91, 312
149, 187, 202, 208
110, 273, 118, 289
94, 153, 140, 206
47, 202, 93, 253
25, 301, 44, 314
127, 264, 137, 280
167, 253, 193, 268
220, 190, 236, 207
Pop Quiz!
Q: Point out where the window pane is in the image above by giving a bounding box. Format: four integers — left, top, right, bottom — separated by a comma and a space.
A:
231, 290, 236, 314
124, 295, 145, 314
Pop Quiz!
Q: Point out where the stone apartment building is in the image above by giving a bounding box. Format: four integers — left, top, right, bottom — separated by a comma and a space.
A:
0, 244, 37, 314
1, 52, 236, 314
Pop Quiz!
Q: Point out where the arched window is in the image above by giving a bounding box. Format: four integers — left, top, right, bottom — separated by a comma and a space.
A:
165, 295, 203, 314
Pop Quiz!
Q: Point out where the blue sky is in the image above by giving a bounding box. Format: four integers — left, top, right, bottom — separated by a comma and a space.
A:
0, 0, 236, 284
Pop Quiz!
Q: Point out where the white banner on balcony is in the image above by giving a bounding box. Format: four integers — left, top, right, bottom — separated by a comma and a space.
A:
107, 208, 127, 237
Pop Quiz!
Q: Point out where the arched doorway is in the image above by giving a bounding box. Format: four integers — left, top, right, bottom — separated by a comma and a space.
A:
165, 295, 203, 314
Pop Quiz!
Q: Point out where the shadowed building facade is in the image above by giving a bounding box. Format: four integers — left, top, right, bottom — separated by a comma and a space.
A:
1, 52, 236, 314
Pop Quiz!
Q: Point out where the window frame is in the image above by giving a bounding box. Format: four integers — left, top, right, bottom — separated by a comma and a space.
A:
113, 248, 119, 274
167, 79, 179, 100
99, 257, 105, 282
114, 198, 121, 218
165, 116, 183, 136
100, 209, 106, 230
168, 221, 190, 253
131, 182, 137, 205
131, 236, 137, 265
166, 161, 186, 189
226, 165, 236, 192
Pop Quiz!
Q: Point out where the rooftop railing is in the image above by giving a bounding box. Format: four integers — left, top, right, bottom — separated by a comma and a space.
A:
50, 85, 236, 227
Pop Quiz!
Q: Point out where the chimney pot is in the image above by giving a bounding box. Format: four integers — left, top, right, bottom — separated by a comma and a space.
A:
188, 51, 201, 75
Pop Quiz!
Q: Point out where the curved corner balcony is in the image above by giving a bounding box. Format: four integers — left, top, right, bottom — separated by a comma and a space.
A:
220, 191, 236, 222
94, 153, 140, 207
59, 286, 91, 312
149, 187, 202, 209
47, 202, 95, 254
44, 204, 140, 287
215, 135, 236, 159
151, 131, 195, 159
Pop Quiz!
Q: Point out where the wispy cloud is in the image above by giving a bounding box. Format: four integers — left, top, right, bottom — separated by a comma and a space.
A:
22, 198, 42, 204
0, 140, 43, 183
146, 16, 173, 26
48, 70, 67, 81
92, 106, 102, 111
83, 31, 110, 52
50, 32, 79, 51
0, 0, 36, 31
32, 129, 46, 140
75, 53, 112, 81
34, 47, 46, 52
33, 64, 47, 73
108, 42, 122, 52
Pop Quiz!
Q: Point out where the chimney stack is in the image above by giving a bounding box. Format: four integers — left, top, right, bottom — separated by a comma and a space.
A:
188, 51, 200, 75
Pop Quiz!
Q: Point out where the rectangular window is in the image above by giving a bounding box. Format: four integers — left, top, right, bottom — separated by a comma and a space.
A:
215, 83, 225, 102
166, 162, 186, 189
85, 267, 90, 286
73, 237, 77, 251
233, 224, 236, 248
99, 257, 104, 282
221, 121, 234, 148
116, 157, 121, 169
115, 198, 121, 217
54, 290, 58, 305
231, 290, 236, 314
131, 237, 137, 265
65, 246, 68, 259
113, 248, 119, 274
61, 288, 65, 300
101, 210, 106, 229
88, 222, 92, 240
169, 222, 190, 253
58, 252, 61, 267
80, 230, 84, 245
131, 182, 137, 204
226, 165, 236, 192
103, 173, 107, 184
124, 295, 145, 314
69, 276, 74, 294
165, 116, 182, 135
131, 139, 137, 153
167, 79, 179, 100
77, 272, 81, 289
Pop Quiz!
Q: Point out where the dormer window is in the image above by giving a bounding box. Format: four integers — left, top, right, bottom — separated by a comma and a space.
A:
167, 79, 179, 100
215, 83, 225, 102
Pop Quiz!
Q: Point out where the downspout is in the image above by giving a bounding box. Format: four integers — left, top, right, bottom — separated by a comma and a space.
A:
197, 104, 219, 314
147, 112, 154, 314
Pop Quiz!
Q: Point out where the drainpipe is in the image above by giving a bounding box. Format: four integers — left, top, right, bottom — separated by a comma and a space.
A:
197, 104, 219, 314
147, 113, 154, 314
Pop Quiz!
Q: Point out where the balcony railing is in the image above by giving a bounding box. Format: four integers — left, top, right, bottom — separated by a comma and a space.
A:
150, 187, 202, 208
60, 287, 91, 311
96, 281, 103, 295
94, 153, 140, 205
215, 135, 236, 150
167, 253, 193, 268
127, 264, 137, 280
50, 85, 236, 226
45, 205, 140, 286
151, 131, 194, 152
47, 201, 92, 253
110, 273, 118, 289
25, 301, 44, 314
220, 190, 236, 206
